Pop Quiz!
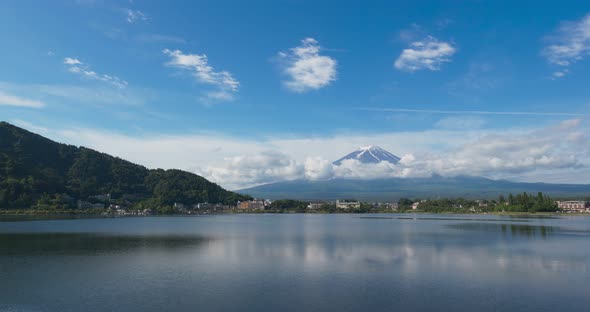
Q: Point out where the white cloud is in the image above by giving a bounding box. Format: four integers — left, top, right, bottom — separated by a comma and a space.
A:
552, 69, 569, 78
197, 152, 305, 187
201, 117, 587, 186
394, 36, 456, 72
126, 9, 149, 23
0, 90, 45, 108
332, 159, 410, 179
64, 57, 82, 65
63, 57, 128, 88
304, 157, 334, 180
0, 81, 146, 108
16, 118, 588, 189
543, 13, 590, 76
279, 38, 337, 92
193, 119, 590, 187
163, 49, 239, 102
198, 154, 336, 187
417, 119, 586, 177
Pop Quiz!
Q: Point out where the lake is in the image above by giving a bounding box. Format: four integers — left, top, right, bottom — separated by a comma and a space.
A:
1, 214, 589, 311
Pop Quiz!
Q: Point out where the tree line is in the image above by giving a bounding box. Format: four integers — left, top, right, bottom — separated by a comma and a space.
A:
0, 122, 251, 212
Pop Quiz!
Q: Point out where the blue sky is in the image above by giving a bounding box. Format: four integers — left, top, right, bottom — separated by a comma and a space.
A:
1, 0, 590, 188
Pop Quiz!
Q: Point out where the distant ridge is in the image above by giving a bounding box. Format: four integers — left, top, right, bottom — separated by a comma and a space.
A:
333, 145, 401, 165
239, 176, 590, 201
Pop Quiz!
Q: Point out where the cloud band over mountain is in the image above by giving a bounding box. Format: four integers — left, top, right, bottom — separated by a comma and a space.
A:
12, 118, 589, 190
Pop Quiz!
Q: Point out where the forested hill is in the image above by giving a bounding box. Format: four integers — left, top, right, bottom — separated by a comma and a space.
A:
0, 121, 250, 209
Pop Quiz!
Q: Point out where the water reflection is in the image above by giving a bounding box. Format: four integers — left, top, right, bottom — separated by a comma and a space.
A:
0, 233, 210, 255
195, 226, 590, 275
449, 223, 556, 239
395, 216, 530, 222
0, 214, 110, 222
1, 215, 590, 312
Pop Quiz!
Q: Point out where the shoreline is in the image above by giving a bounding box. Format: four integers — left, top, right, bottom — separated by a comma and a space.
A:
1, 209, 589, 218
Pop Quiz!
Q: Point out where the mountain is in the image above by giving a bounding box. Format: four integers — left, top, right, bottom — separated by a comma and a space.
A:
239, 176, 590, 201
241, 144, 590, 201
333, 145, 400, 165
0, 121, 250, 210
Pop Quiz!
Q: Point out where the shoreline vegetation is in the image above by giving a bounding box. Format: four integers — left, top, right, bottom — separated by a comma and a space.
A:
2, 192, 588, 218
1, 210, 588, 219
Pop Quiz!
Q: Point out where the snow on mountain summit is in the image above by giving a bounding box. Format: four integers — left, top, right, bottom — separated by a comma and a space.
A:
332, 145, 401, 165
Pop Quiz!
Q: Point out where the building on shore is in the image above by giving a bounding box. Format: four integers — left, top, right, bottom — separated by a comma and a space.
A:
336, 200, 360, 209
238, 201, 249, 209
476, 200, 488, 208
557, 201, 589, 213
196, 203, 210, 210
386, 202, 399, 210
307, 202, 324, 210
238, 199, 265, 210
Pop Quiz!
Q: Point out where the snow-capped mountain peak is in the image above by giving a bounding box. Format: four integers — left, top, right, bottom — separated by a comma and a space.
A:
359, 144, 375, 150
332, 145, 401, 165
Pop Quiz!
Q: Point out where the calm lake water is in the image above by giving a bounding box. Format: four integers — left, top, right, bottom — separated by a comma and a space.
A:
1, 214, 589, 312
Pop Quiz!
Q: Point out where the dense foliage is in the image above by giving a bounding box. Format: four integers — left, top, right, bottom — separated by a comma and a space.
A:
397, 192, 558, 213
499, 192, 557, 213
264, 200, 379, 213
268, 199, 308, 212
0, 122, 251, 210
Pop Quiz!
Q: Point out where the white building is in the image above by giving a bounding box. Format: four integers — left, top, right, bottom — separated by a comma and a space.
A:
336, 200, 360, 209
387, 202, 399, 210
307, 202, 324, 210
